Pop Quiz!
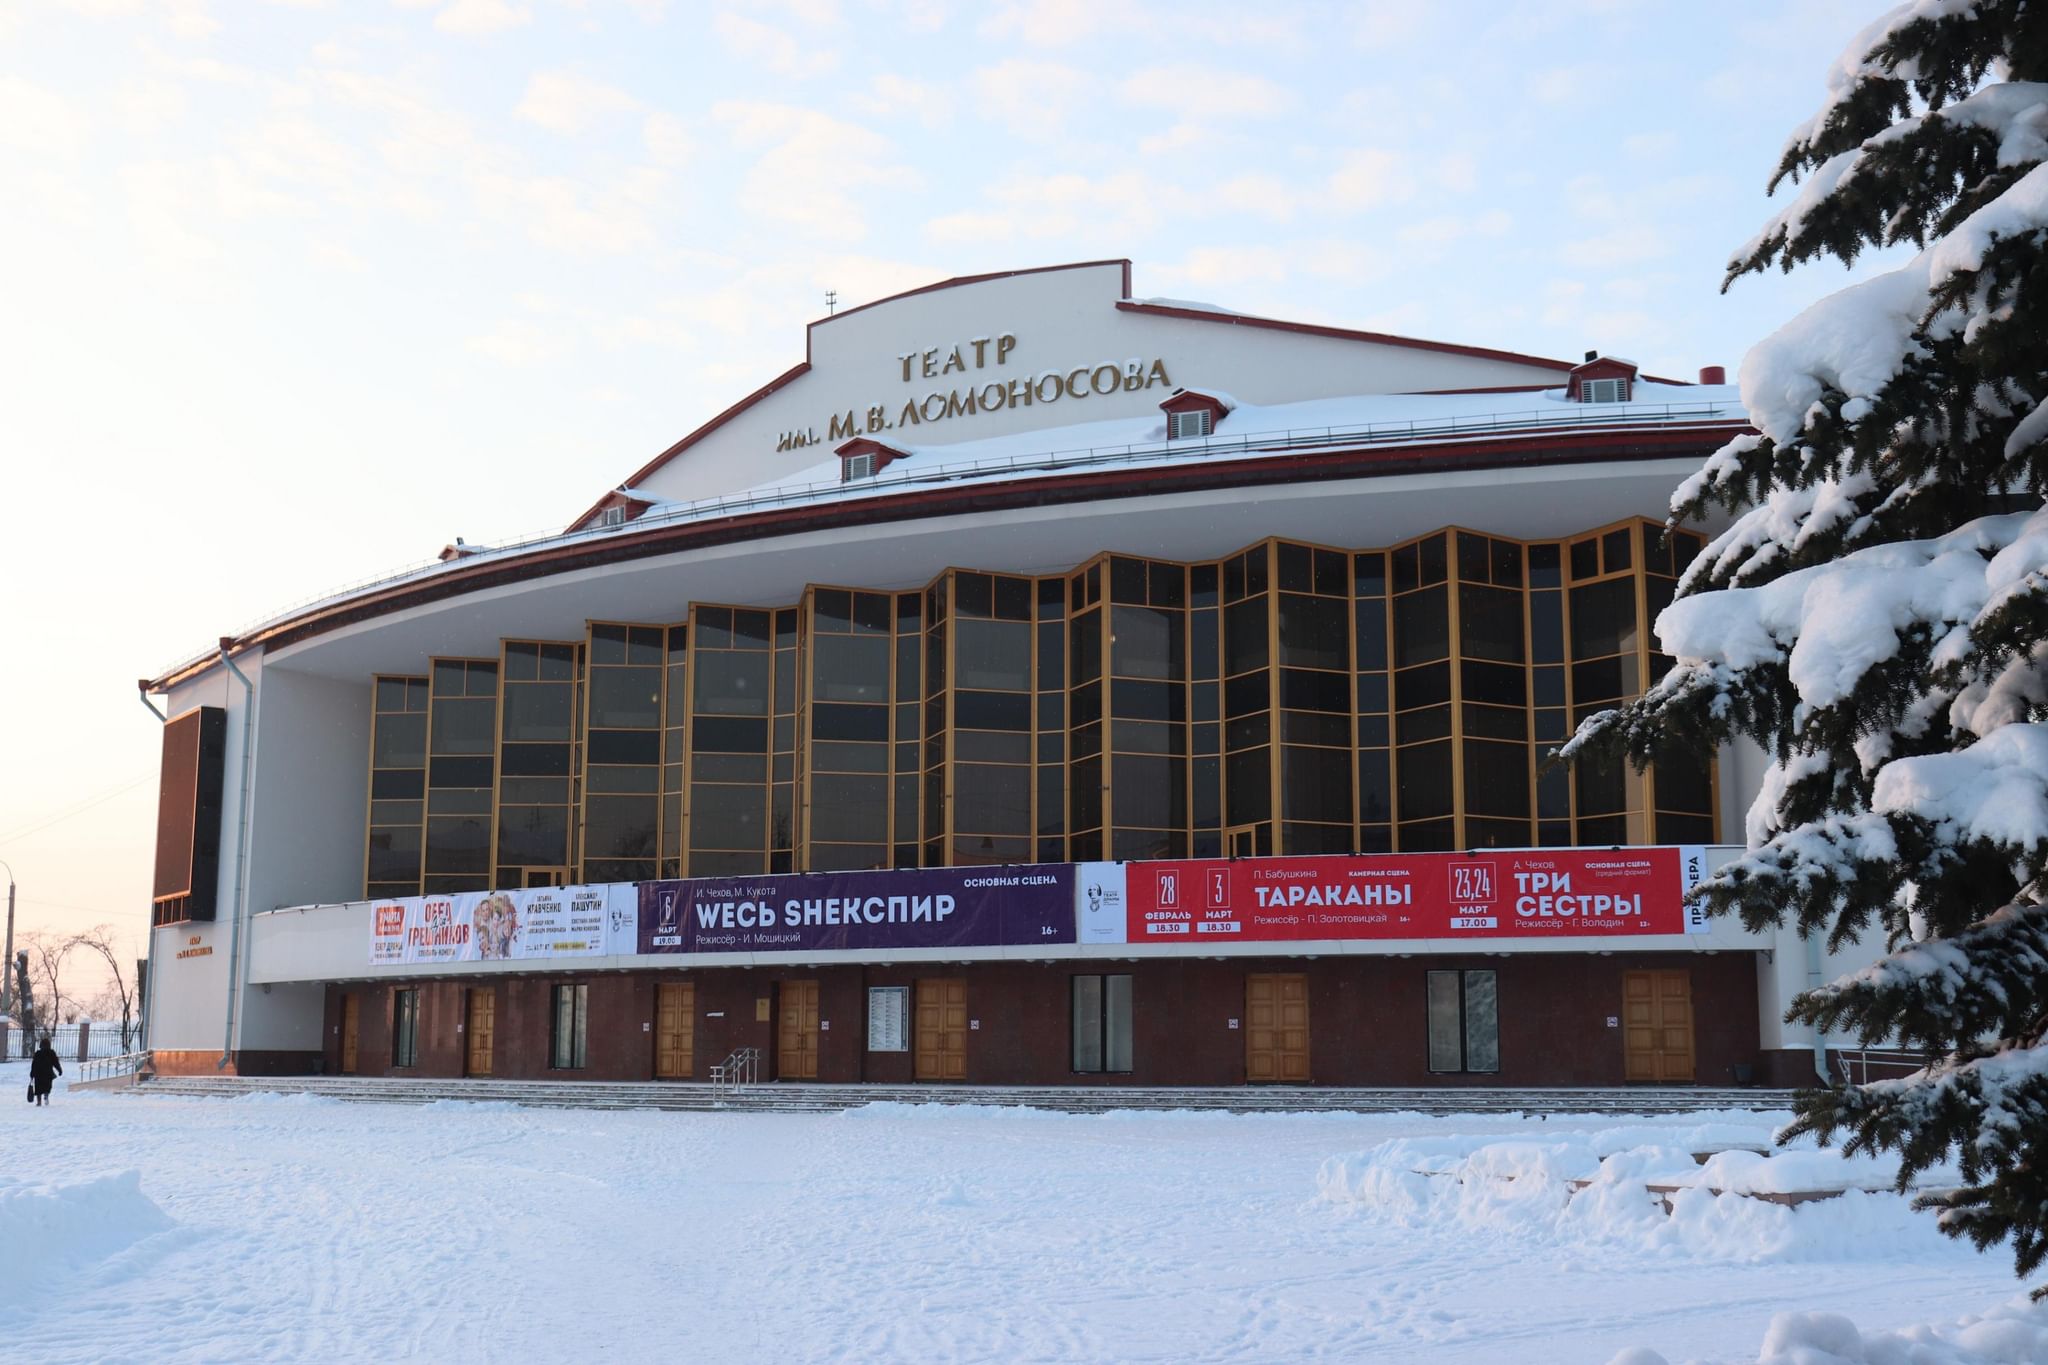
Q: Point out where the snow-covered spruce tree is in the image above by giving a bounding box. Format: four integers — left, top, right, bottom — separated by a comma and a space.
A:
1564, 1, 2048, 1289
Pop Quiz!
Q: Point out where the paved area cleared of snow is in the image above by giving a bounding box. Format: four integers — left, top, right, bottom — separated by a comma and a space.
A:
0, 1068, 2036, 1364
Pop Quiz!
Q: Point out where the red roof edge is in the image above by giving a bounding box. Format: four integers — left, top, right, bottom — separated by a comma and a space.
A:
567, 360, 811, 532
1114, 301, 1577, 375
805, 259, 1132, 341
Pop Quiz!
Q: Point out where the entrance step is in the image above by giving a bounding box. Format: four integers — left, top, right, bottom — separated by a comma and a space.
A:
123, 1076, 1802, 1117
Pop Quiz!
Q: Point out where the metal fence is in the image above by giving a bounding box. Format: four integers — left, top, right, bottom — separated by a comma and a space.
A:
4, 1021, 140, 1062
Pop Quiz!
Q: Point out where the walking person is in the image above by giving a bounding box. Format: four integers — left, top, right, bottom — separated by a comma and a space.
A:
29, 1035, 62, 1107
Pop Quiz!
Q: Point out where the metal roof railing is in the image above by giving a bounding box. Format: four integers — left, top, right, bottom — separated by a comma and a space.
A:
154, 400, 1745, 682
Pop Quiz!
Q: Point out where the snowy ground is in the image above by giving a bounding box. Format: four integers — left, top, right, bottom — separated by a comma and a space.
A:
0, 1064, 2037, 1364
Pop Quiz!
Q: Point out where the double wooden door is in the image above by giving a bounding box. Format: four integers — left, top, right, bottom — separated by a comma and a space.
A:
655, 981, 695, 1079
465, 988, 496, 1077
339, 994, 359, 1074
914, 978, 967, 1081
1246, 974, 1309, 1083
1623, 970, 1695, 1082
778, 980, 820, 1080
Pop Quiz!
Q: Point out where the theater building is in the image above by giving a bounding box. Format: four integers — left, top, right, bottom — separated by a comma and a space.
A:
138, 259, 1862, 1090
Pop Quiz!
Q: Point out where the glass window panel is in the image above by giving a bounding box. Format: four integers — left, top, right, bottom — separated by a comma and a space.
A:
812, 633, 892, 703
1104, 974, 1133, 1072
1071, 756, 1102, 831
1282, 746, 1352, 821
589, 668, 661, 729
428, 788, 491, 816
1225, 713, 1270, 752
431, 698, 495, 755
499, 684, 571, 743
1193, 684, 1218, 724
1461, 660, 1525, 707
691, 785, 766, 848
693, 652, 770, 716
1529, 542, 1562, 590
954, 764, 1032, 833
728, 610, 770, 649
1654, 813, 1716, 844
1223, 598, 1269, 674
428, 755, 493, 789
1463, 704, 1527, 741
1358, 751, 1392, 823
1281, 711, 1350, 747
1393, 587, 1448, 667
1463, 972, 1499, 1072
812, 774, 889, 843
1653, 747, 1714, 813
1225, 670, 1270, 719
955, 572, 993, 618
1603, 528, 1633, 573
503, 742, 574, 776
1358, 712, 1390, 746
498, 805, 569, 866
1458, 586, 1525, 664
1111, 679, 1186, 722
994, 574, 1032, 621
1281, 668, 1350, 714
1464, 740, 1531, 817
1190, 562, 1219, 608
1397, 740, 1453, 819
811, 704, 890, 743
369, 799, 423, 826
691, 751, 766, 783
1491, 540, 1522, 589
955, 619, 1031, 690
590, 623, 628, 665
432, 658, 470, 695
1112, 753, 1185, 829
955, 690, 1031, 731
1278, 542, 1312, 593
1394, 662, 1450, 711
1225, 747, 1271, 825
954, 729, 1031, 764
367, 827, 422, 883
1069, 610, 1101, 683
1395, 705, 1451, 745
375, 677, 415, 712
1569, 538, 1599, 582
1419, 534, 1447, 586
585, 794, 658, 859
374, 713, 427, 769
1427, 971, 1464, 1071
1111, 605, 1184, 680
1278, 595, 1349, 671
692, 716, 769, 754
1113, 719, 1183, 756
1457, 531, 1489, 584
587, 765, 658, 794
1354, 599, 1387, 671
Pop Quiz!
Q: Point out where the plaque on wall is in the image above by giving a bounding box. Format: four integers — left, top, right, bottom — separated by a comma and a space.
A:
867, 986, 908, 1052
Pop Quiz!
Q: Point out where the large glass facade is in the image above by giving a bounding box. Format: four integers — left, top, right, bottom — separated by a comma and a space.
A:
363, 519, 1715, 894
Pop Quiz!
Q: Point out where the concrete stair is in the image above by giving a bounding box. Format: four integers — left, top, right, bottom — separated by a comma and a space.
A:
126, 1074, 1801, 1117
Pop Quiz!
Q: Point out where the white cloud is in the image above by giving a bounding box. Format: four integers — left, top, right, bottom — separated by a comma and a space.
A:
978, 0, 1140, 46
851, 73, 953, 129
515, 71, 641, 133
395, 0, 531, 35
714, 12, 839, 79
971, 59, 1087, 138
1120, 65, 1295, 121
1528, 65, 1595, 105
1326, 148, 1416, 212
1559, 224, 1669, 267
713, 102, 916, 240
1213, 174, 1302, 224
0, 76, 92, 158
642, 111, 692, 166
468, 318, 569, 366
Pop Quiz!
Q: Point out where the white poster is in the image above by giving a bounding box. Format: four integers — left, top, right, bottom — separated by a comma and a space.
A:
1075, 862, 1128, 944
370, 884, 638, 966
867, 985, 909, 1052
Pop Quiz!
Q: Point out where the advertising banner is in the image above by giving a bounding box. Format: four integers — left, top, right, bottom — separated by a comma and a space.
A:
369, 884, 637, 966
636, 863, 1075, 955
1112, 847, 1706, 944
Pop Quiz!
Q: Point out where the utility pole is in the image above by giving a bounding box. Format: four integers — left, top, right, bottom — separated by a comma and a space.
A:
0, 857, 14, 1019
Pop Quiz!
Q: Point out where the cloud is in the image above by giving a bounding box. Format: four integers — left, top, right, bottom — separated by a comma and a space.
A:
642, 111, 692, 166
1326, 148, 1416, 212
971, 59, 1087, 138
713, 102, 916, 239
394, 0, 531, 35
1213, 174, 1302, 224
1559, 224, 1669, 268
1120, 65, 1295, 121
1397, 211, 1513, 245
979, 0, 1141, 46
1528, 65, 1595, 105
714, 12, 838, 79
0, 76, 92, 158
515, 71, 641, 132
468, 318, 569, 366
850, 73, 953, 129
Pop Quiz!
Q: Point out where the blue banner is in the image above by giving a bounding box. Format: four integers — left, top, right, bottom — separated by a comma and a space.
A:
636, 864, 1075, 954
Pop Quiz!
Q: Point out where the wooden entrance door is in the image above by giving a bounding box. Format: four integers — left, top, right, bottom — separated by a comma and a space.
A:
914, 978, 967, 1081
778, 980, 820, 1080
1623, 970, 1696, 1082
465, 987, 495, 1077
339, 994, 359, 1074
1246, 973, 1309, 1082
655, 981, 695, 1079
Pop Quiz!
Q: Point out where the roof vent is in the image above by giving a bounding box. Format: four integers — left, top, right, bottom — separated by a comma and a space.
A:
1698, 365, 1726, 385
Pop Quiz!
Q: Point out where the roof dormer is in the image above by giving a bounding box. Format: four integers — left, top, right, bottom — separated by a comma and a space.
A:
1568, 353, 1638, 403
835, 437, 910, 483
1159, 387, 1235, 440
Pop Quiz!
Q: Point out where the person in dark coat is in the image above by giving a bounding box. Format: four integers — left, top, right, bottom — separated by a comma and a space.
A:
29, 1037, 62, 1106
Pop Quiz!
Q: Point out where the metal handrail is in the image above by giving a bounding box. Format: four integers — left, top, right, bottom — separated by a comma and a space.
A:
152, 399, 1747, 681
709, 1046, 761, 1102
78, 1051, 153, 1085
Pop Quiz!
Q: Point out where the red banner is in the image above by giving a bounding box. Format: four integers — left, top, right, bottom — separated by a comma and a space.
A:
1123, 847, 1701, 942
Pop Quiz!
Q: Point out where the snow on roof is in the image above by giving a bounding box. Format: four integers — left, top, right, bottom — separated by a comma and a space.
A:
1124, 296, 1247, 316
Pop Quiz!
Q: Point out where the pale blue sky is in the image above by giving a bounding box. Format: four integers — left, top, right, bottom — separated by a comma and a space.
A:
0, 0, 1890, 977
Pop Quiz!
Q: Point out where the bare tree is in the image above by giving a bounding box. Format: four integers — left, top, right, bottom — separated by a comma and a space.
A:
16, 931, 72, 1050
68, 926, 139, 1049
